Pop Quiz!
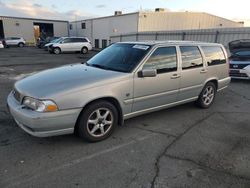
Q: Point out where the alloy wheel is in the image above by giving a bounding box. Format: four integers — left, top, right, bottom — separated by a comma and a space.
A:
86, 108, 113, 137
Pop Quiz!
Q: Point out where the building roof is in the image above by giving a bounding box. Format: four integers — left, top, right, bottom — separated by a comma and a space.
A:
70, 11, 241, 25
0, 15, 68, 23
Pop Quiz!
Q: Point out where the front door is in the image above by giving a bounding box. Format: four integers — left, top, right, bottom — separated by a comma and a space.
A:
133, 46, 180, 112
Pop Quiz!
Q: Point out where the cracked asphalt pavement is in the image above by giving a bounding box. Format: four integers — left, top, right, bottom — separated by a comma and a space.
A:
1, 47, 250, 188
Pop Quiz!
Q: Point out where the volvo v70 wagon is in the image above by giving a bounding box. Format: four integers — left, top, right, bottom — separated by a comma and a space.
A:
7, 41, 231, 142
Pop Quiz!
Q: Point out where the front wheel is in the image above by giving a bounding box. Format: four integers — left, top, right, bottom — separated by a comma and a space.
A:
196, 82, 216, 108
76, 101, 118, 142
53, 47, 61, 54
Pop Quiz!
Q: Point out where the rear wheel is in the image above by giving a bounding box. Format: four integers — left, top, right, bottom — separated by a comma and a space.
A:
196, 82, 216, 108
77, 101, 118, 142
81, 47, 88, 54
18, 42, 24, 47
53, 47, 61, 54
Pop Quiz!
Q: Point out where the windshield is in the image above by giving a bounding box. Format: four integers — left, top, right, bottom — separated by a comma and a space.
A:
235, 50, 250, 56
87, 43, 151, 73
52, 38, 63, 43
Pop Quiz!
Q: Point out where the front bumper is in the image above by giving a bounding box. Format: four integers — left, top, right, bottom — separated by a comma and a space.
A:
229, 69, 250, 79
7, 92, 82, 137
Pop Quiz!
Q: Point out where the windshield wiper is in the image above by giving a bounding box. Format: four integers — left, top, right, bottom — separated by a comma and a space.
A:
88, 63, 127, 73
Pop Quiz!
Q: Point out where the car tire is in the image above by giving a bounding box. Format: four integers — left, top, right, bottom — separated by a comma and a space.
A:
53, 47, 61, 54
18, 43, 24, 48
81, 47, 88, 54
76, 100, 118, 142
196, 82, 216, 108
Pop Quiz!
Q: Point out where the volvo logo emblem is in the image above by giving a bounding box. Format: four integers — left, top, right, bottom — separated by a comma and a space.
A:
233, 65, 238, 68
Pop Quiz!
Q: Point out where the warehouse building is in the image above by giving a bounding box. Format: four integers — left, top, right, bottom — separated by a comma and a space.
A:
69, 9, 244, 48
0, 16, 69, 44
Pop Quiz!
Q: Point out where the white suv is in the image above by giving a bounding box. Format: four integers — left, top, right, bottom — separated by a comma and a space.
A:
50, 37, 92, 54
5, 37, 26, 47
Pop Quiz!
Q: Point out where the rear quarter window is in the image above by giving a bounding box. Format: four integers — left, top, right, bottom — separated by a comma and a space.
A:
201, 46, 226, 66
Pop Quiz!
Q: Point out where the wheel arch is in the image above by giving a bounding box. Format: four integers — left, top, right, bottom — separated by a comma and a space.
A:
75, 96, 124, 131
204, 78, 218, 90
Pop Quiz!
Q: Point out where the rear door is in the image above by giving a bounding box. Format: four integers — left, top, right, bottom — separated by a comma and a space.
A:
178, 46, 206, 101
75, 38, 88, 51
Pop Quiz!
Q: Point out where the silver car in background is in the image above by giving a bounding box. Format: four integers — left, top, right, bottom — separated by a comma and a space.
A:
229, 39, 250, 79
7, 41, 230, 142
49, 37, 92, 54
5, 37, 26, 47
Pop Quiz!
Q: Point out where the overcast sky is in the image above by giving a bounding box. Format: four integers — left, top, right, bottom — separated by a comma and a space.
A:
0, 0, 249, 26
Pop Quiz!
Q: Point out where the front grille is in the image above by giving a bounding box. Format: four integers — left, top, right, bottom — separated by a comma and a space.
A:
13, 89, 21, 102
229, 63, 250, 69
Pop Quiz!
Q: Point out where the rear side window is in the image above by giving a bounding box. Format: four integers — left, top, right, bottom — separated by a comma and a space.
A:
143, 47, 177, 74
63, 38, 74, 43
180, 46, 203, 70
72, 38, 88, 42
201, 46, 226, 66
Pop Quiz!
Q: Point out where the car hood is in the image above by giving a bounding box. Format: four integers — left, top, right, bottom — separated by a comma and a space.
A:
15, 64, 128, 99
229, 39, 250, 54
44, 42, 53, 47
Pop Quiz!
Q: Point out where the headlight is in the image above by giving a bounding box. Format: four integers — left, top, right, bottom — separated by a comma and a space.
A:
22, 97, 58, 112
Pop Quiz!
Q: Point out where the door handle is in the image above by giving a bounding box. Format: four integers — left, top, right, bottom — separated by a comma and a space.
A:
200, 69, 207, 73
171, 73, 181, 79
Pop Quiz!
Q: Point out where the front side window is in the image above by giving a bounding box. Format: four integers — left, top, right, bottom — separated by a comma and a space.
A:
143, 47, 177, 74
87, 43, 151, 73
201, 46, 226, 66
63, 38, 73, 43
180, 46, 203, 70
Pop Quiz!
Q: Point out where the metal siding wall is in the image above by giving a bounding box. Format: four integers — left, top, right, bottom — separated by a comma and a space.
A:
110, 27, 250, 49
1, 17, 68, 44
138, 12, 243, 32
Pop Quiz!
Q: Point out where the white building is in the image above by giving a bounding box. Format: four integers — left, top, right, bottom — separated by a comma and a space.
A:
69, 9, 244, 48
0, 16, 69, 44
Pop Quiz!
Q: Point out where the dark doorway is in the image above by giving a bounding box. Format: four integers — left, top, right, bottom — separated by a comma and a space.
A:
102, 39, 107, 48
33, 22, 54, 40
95, 39, 99, 48
0, 20, 4, 39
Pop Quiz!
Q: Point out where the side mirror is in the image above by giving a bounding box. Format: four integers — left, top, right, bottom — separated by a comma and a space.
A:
138, 68, 157, 78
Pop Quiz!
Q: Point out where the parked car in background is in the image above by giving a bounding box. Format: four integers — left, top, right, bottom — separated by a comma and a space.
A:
229, 39, 250, 79
37, 36, 60, 48
0, 39, 6, 48
44, 37, 63, 51
5, 37, 26, 47
49, 37, 92, 54
7, 41, 230, 142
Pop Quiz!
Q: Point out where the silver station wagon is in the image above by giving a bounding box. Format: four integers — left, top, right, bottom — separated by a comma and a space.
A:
7, 41, 231, 142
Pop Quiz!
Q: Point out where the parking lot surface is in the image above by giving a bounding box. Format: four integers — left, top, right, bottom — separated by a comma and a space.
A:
1, 47, 250, 188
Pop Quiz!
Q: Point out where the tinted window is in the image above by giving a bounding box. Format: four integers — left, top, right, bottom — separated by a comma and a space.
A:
63, 38, 74, 43
180, 46, 203, 70
88, 44, 151, 73
201, 46, 226, 66
71, 38, 85, 42
76, 38, 88, 42
143, 47, 177, 74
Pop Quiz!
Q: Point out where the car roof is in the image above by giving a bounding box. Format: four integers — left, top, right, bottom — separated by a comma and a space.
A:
118, 40, 221, 46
